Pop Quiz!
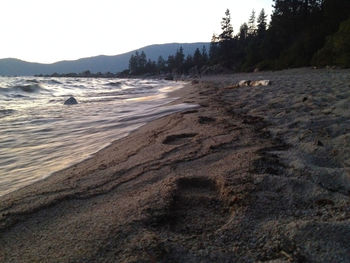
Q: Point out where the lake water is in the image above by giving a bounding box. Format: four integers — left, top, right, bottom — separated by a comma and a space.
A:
0, 77, 193, 196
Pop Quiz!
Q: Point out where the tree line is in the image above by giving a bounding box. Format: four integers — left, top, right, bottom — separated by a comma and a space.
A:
128, 46, 209, 76
128, 0, 350, 76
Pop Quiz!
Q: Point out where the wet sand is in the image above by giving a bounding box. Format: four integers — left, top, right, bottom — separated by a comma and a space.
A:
1, 68, 350, 262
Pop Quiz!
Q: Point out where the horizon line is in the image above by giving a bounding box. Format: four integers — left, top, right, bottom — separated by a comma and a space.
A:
0, 41, 210, 65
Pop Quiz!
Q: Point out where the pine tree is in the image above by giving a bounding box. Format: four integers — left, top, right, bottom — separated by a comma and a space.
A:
128, 51, 148, 75
174, 47, 185, 73
248, 10, 256, 36
193, 48, 203, 68
257, 9, 267, 37
157, 56, 166, 73
139, 51, 147, 72
239, 23, 249, 40
184, 55, 194, 73
128, 54, 137, 74
201, 46, 208, 64
167, 55, 176, 73
218, 9, 235, 67
219, 9, 233, 41
209, 33, 219, 64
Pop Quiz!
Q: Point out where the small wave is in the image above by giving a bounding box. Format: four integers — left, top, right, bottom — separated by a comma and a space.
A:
48, 79, 62, 85
139, 86, 156, 92
48, 99, 61, 103
14, 84, 44, 93
0, 109, 15, 118
0, 83, 49, 97
0, 87, 11, 94
26, 79, 40, 84
108, 81, 122, 87
12, 94, 28, 98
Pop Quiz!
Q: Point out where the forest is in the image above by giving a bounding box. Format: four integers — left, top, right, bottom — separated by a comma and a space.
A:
128, 0, 350, 76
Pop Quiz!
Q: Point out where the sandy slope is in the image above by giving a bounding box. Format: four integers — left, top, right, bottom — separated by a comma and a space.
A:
0, 68, 350, 262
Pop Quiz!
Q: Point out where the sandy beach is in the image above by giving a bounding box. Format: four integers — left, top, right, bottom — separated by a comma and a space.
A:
1, 68, 350, 262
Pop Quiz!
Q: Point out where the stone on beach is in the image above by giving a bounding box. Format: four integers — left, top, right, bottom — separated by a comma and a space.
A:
227, 79, 271, 89
239, 80, 251, 87
250, 80, 271, 87
64, 96, 78, 105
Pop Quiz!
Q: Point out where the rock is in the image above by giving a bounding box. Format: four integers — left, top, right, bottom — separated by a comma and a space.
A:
64, 96, 78, 105
239, 80, 251, 87
236, 80, 271, 87
250, 80, 271, 87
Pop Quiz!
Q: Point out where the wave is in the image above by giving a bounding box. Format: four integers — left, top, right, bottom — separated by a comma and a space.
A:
48, 79, 62, 85
26, 79, 40, 84
0, 109, 15, 118
0, 83, 47, 95
14, 84, 46, 93
107, 81, 122, 87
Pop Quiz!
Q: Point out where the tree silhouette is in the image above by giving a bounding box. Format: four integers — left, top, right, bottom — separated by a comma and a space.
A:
174, 47, 185, 73
219, 9, 233, 42
209, 33, 219, 65
157, 56, 166, 73
239, 23, 249, 40
257, 9, 267, 37
218, 9, 235, 67
248, 10, 256, 36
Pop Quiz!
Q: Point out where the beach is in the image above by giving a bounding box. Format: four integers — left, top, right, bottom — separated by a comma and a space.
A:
1, 68, 350, 262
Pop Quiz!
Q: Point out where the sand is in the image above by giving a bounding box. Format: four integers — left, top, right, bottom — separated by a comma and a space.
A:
1, 68, 350, 262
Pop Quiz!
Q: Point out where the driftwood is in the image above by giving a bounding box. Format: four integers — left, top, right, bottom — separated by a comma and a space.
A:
227, 80, 271, 89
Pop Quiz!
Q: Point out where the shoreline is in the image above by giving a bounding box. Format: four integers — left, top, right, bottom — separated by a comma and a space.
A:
1, 68, 350, 262
0, 80, 194, 200
0, 80, 192, 198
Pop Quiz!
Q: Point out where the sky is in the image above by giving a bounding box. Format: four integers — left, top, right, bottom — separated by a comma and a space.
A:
0, 0, 273, 63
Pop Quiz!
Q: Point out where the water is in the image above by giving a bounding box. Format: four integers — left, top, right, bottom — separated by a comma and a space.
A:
0, 77, 194, 196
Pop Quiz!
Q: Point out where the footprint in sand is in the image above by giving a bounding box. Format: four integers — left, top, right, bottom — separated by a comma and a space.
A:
162, 133, 197, 145
198, 116, 216, 124
166, 177, 229, 234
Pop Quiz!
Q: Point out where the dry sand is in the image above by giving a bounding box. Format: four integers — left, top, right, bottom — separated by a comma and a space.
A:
0, 68, 350, 262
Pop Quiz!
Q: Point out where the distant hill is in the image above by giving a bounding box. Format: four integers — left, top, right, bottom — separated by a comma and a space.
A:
0, 43, 209, 76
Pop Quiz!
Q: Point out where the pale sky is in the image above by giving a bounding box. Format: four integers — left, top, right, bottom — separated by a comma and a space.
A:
1, 0, 273, 63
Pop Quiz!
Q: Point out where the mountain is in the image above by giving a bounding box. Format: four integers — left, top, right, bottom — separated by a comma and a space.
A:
0, 43, 209, 76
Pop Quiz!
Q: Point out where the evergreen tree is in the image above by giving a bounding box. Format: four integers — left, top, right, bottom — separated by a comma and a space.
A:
248, 10, 256, 36
218, 9, 235, 67
257, 9, 267, 37
128, 51, 149, 75
184, 55, 194, 73
128, 54, 137, 74
167, 55, 176, 73
219, 9, 233, 41
201, 46, 209, 65
313, 16, 350, 67
157, 56, 166, 73
174, 47, 185, 73
209, 33, 219, 64
239, 23, 249, 40
145, 59, 157, 74
139, 51, 147, 72
193, 48, 203, 68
